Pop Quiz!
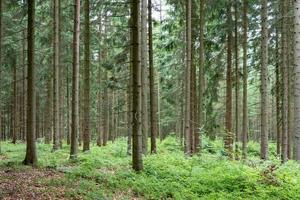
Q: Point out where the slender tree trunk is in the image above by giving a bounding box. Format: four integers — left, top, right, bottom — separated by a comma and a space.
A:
198, 0, 205, 153
141, 0, 149, 155
242, 0, 248, 159
234, 0, 240, 159
225, 2, 233, 159
103, 69, 109, 146
184, 0, 192, 156
70, 0, 80, 159
53, 0, 60, 151
275, 22, 281, 156
22, 29, 27, 142
260, 0, 269, 160
131, 0, 143, 171
83, 0, 90, 152
294, 0, 300, 161
45, 76, 53, 144
148, 0, 157, 154
23, 0, 37, 165
281, 0, 288, 163
12, 55, 17, 144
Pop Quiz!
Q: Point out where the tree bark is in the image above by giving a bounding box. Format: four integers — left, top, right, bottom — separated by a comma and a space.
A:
53, 0, 60, 151
294, 0, 300, 161
12, 55, 17, 144
141, 0, 149, 155
148, 0, 158, 154
184, 0, 192, 156
242, 0, 248, 159
131, 0, 143, 171
225, 2, 233, 159
83, 0, 90, 152
70, 0, 80, 159
260, 0, 269, 160
23, 0, 37, 166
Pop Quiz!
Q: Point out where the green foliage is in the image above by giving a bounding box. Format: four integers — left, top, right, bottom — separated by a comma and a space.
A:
1, 137, 300, 199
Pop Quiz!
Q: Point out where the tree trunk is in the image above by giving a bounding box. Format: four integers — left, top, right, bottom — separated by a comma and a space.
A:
295, 0, 300, 161
12, 55, 17, 144
83, 0, 90, 152
242, 0, 248, 159
225, 2, 233, 159
23, 0, 37, 166
198, 0, 205, 153
45, 76, 53, 144
148, 0, 157, 154
184, 0, 192, 156
0, 0, 2, 154
234, 0, 239, 159
141, 0, 149, 155
131, 0, 143, 171
275, 21, 281, 156
281, 0, 288, 163
53, 0, 60, 151
260, 0, 269, 160
70, 0, 80, 159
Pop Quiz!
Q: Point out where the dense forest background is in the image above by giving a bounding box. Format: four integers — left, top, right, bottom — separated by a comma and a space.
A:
0, 0, 300, 199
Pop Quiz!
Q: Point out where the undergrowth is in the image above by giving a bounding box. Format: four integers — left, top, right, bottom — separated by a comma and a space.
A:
0, 137, 300, 199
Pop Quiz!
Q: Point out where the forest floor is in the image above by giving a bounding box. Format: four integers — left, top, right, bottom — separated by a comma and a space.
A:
0, 137, 300, 200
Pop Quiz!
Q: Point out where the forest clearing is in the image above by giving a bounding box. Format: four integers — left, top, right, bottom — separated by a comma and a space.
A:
1, 0, 300, 199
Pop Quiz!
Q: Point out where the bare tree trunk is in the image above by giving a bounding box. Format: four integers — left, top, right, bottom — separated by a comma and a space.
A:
225, 2, 233, 159
45, 76, 53, 144
141, 0, 149, 155
198, 0, 205, 153
83, 0, 90, 152
148, 0, 157, 154
275, 22, 281, 156
23, 0, 37, 165
53, 0, 60, 151
294, 0, 300, 161
260, 0, 269, 160
234, 0, 240, 159
242, 0, 248, 159
0, 0, 2, 153
131, 0, 143, 171
12, 55, 17, 144
70, 0, 80, 159
281, 0, 288, 163
184, 0, 192, 156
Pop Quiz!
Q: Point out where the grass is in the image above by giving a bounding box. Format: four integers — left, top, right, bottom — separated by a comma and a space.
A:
0, 137, 300, 199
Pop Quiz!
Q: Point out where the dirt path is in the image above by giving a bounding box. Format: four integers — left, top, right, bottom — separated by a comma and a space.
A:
0, 168, 79, 200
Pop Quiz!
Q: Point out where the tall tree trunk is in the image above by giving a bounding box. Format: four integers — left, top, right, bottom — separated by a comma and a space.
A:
281, 0, 288, 163
22, 29, 27, 142
275, 21, 281, 156
12, 55, 17, 144
148, 0, 157, 154
242, 0, 248, 159
260, 0, 269, 160
102, 69, 109, 146
184, 0, 192, 156
225, 2, 233, 159
234, 0, 239, 159
83, 0, 90, 152
70, 0, 80, 159
141, 0, 149, 155
45, 76, 53, 144
198, 0, 205, 153
53, 0, 60, 151
23, 0, 37, 165
294, 0, 300, 161
131, 0, 143, 171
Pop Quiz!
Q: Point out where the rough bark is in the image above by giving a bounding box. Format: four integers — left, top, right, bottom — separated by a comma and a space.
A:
184, 0, 192, 156
83, 0, 90, 152
198, 0, 205, 153
70, 0, 80, 159
131, 0, 143, 171
53, 0, 60, 151
260, 0, 269, 160
23, 0, 37, 166
148, 0, 157, 154
242, 0, 248, 159
12, 55, 17, 144
141, 0, 149, 155
225, 2, 233, 159
281, 0, 288, 163
234, 0, 239, 159
294, 0, 300, 161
